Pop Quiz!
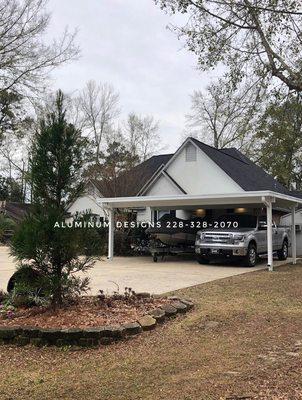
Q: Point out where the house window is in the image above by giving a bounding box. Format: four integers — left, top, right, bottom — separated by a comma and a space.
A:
185, 143, 197, 162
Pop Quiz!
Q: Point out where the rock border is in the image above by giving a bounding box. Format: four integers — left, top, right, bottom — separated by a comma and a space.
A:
0, 296, 194, 348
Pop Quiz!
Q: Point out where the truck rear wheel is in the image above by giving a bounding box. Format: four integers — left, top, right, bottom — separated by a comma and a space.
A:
277, 240, 288, 261
243, 243, 257, 267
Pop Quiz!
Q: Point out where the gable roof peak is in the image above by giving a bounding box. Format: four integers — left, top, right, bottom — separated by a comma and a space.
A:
189, 137, 249, 165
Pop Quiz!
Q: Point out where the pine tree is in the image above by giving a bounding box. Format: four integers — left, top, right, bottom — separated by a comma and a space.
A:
11, 91, 100, 308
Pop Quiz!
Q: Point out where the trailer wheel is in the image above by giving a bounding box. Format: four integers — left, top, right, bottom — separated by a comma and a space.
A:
153, 254, 158, 262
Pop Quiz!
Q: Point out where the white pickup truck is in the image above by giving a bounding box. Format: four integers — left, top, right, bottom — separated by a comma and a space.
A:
195, 214, 290, 267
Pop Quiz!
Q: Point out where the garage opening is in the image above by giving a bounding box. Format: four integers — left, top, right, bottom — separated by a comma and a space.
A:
104, 191, 301, 271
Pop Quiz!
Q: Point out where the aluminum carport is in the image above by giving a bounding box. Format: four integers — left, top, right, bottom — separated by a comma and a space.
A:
102, 191, 302, 271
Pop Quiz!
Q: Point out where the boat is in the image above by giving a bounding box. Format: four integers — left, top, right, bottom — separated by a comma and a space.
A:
146, 214, 204, 261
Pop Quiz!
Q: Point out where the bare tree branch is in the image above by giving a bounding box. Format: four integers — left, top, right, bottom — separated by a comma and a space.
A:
186, 76, 265, 150
79, 80, 120, 164
156, 0, 302, 91
0, 0, 79, 97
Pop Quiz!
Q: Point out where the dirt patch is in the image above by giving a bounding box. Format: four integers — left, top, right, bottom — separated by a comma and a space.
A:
0, 296, 171, 329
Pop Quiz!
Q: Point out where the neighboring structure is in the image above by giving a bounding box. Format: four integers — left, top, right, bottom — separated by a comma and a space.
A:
280, 192, 302, 256
66, 181, 106, 222
0, 201, 31, 222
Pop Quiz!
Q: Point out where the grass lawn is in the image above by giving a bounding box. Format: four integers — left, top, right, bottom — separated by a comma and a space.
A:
1, 263, 302, 400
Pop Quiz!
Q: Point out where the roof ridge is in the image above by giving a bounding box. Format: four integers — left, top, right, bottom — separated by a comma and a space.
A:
219, 148, 251, 165
190, 137, 249, 165
150, 153, 174, 158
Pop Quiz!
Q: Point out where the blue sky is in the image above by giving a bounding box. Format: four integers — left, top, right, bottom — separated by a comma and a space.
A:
47, 0, 215, 151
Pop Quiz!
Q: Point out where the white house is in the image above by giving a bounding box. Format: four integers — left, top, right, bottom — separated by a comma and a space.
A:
68, 137, 302, 268
66, 181, 107, 222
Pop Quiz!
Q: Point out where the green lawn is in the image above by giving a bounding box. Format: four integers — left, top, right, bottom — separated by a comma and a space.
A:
1, 263, 302, 400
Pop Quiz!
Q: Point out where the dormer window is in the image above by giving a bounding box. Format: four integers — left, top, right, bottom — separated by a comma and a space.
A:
185, 143, 197, 162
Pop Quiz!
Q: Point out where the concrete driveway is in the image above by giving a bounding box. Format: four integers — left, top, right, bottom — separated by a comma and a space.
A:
0, 246, 293, 295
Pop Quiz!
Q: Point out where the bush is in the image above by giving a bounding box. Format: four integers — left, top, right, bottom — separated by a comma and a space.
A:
0, 302, 15, 319
0, 289, 8, 303
0, 214, 16, 243
7, 264, 50, 307
0, 290, 16, 319
81, 225, 106, 257
7, 264, 45, 292
11, 211, 98, 307
114, 226, 150, 256
94, 226, 132, 256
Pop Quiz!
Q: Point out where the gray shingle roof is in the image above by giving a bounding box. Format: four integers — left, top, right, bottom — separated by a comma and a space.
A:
0, 202, 32, 222
91, 139, 292, 198
91, 153, 173, 197
124, 153, 173, 196
191, 138, 291, 195
288, 190, 302, 199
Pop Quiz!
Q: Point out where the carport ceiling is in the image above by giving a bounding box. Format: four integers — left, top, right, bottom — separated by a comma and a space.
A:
102, 191, 302, 210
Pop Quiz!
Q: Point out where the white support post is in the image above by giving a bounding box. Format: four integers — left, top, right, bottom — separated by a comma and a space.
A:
108, 208, 114, 260
266, 200, 273, 271
291, 205, 297, 265
150, 208, 155, 223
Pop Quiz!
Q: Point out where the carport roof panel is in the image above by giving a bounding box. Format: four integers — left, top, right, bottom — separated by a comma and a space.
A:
102, 191, 302, 209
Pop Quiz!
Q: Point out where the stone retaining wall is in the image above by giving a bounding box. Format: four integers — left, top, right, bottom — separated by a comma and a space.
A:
0, 297, 194, 348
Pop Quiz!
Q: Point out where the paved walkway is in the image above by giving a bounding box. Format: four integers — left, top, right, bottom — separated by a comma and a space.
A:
0, 246, 294, 295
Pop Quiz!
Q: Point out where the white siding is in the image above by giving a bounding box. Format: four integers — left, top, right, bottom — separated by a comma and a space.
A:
146, 174, 183, 196
280, 210, 302, 225
136, 207, 152, 222
185, 143, 197, 162
165, 143, 243, 195
280, 211, 302, 256
68, 195, 106, 219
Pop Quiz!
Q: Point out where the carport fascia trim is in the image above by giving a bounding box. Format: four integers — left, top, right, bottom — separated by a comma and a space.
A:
102, 191, 302, 209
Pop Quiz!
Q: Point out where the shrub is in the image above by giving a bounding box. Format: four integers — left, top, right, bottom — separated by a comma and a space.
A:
0, 303, 15, 319
7, 264, 50, 307
0, 214, 16, 243
11, 211, 98, 307
0, 289, 8, 303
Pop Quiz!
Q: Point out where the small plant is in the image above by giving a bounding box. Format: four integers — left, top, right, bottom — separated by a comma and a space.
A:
124, 287, 137, 301
0, 290, 15, 319
0, 302, 16, 320
97, 289, 106, 302
0, 290, 7, 303
10, 285, 50, 308
97, 285, 139, 308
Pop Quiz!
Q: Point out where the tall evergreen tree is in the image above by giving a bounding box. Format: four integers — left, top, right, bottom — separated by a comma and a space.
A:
11, 91, 99, 307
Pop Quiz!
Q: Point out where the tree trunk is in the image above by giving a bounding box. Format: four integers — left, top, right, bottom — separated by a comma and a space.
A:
51, 264, 63, 308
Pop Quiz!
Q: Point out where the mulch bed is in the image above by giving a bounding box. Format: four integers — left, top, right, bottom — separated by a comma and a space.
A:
0, 296, 171, 329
